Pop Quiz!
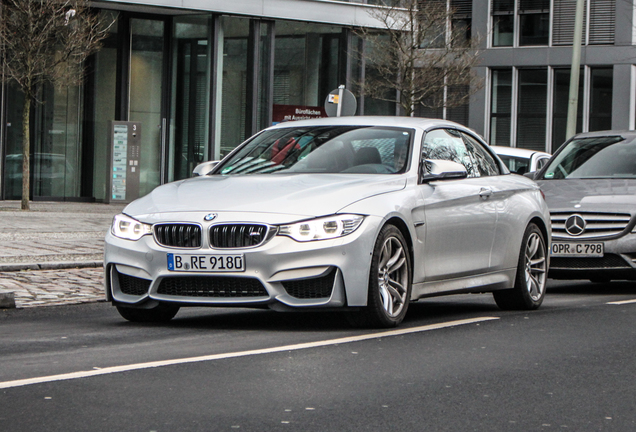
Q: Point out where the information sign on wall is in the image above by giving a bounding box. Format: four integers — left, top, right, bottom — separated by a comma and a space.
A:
272, 104, 326, 125
112, 125, 129, 200
106, 121, 142, 204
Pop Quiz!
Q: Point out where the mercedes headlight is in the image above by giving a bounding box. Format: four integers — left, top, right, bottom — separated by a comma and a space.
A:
111, 214, 152, 241
278, 215, 364, 242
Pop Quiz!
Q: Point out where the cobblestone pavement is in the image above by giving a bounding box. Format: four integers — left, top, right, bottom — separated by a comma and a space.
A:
0, 267, 105, 308
0, 201, 124, 270
0, 201, 123, 308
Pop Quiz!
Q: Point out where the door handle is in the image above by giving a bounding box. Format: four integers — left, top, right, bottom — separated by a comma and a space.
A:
479, 187, 493, 199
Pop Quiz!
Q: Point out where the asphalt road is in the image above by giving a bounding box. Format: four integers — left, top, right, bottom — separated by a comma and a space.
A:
2, 279, 636, 431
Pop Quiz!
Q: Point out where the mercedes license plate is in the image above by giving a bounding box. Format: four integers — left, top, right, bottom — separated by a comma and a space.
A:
167, 253, 245, 272
550, 242, 604, 258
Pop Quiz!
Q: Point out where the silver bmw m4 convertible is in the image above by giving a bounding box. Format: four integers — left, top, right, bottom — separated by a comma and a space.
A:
105, 117, 551, 327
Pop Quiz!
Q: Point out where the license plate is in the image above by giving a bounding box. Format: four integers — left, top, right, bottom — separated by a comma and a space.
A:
167, 253, 245, 272
550, 242, 604, 257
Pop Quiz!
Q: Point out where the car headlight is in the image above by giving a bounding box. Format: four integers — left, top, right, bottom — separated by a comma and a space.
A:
278, 214, 364, 242
111, 214, 152, 241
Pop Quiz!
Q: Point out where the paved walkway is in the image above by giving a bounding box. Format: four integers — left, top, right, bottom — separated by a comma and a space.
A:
0, 201, 125, 308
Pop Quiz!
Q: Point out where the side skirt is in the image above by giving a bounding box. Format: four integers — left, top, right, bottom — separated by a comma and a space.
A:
411, 268, 516, 300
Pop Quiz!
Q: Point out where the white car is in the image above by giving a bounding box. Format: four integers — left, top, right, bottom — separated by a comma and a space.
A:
105, 117, 551, 328
491, 146, 551, 175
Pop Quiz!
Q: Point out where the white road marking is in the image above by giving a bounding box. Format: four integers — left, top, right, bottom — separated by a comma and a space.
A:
607, 299, 636, 305
0, 316, 499, 390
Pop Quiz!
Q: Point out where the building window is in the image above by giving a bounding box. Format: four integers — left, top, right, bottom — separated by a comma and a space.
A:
451, 0, 472, 48
492, 0, 550, 47
518, 0, 550, 46
489, 69, 513, 146
447, 85, 470, 125
589, 67, 613, 131
170, 15, 213, 182
589, 0, 615, 44
415, 84, 470, 126
218, 17, 250, 158
551, 68, 583, 151
552, 0, 615, 46
492, 0, 514, 47
517, 68, 548, 151
273, 21, 343, 121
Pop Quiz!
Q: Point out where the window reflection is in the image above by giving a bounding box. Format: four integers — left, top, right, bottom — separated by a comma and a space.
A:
273, 21, 342, 123
218, 16, 250, 158
170, 15, 212, 181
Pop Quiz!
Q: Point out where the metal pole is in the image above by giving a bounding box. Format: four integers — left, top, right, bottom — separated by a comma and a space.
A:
337, 85, 344, 117
566, 0, 585, 140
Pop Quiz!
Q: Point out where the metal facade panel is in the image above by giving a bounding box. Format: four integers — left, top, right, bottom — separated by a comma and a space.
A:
97, 0, 385, 27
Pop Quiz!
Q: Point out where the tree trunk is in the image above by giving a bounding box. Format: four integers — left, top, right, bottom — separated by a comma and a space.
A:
21, 96, 31, 211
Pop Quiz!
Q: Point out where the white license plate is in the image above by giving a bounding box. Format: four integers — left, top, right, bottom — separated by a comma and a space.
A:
167, 253, 245, 272
550, 242, 604, 257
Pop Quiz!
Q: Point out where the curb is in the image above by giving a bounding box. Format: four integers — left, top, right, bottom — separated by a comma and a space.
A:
0, 261, 104, 272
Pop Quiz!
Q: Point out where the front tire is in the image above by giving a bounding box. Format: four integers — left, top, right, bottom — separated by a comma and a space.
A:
590, 276, 611, 284
493, 223, 547, 310
116, 303, 180, 323
348, 225, 412, 328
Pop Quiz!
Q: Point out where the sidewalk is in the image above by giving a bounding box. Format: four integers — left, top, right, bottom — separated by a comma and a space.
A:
0, 201, 126, 308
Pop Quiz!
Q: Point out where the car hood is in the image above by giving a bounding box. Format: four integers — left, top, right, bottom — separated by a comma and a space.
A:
537, 179, 636, 214
124, 174, 407, 218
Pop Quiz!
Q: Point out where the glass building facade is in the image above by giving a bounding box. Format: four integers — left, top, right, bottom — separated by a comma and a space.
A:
1, 0, 636, 201
0, 5, 380, 201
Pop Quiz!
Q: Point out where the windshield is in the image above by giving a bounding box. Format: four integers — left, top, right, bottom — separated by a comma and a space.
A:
216, 126, 413, 175
540, 136, 636, 179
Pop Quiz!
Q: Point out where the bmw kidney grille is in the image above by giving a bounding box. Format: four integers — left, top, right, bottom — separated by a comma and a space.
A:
209, 224, 269, 248
154, 223, 202, 248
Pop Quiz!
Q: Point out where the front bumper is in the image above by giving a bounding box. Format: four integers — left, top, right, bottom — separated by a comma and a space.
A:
549, 232, 636, 280
104, 214, 383, 309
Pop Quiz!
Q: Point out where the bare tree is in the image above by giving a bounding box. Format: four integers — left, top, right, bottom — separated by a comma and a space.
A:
356, 0, 483, 117
0, 0, 112, 210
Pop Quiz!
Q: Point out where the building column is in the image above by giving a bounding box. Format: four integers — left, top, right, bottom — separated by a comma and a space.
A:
611, 64, 633, 130
468, 66, 488, 137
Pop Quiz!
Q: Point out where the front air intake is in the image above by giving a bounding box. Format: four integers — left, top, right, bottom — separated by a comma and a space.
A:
117, 271, 151, 296
157, 276, 268, 298
282, 269, 337, 299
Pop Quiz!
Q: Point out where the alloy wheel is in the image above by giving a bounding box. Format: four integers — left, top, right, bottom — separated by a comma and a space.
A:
377, 236, 409, 317
524, 232, 547, 301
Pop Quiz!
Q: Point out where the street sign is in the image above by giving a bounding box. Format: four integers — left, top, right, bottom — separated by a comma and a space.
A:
324, 85, 357, 117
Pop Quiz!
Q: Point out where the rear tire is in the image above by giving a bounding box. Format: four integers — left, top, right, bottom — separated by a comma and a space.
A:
493, 223, 547, 310
116, 304, 180, 323
347, 225, 412, 328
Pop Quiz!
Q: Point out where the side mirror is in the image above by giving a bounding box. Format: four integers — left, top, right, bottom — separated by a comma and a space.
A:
420, 159, 468, 183
523, 171, 537, 180
192, 161, 219, 177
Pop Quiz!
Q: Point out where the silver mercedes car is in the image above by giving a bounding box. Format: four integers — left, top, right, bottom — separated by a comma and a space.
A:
105, 117, 551, 327
534, 130, 636, 282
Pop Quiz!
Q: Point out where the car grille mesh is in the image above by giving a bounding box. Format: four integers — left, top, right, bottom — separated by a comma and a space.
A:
157, 276, 268, 297
155, 224, 202, 248
209, 224, 269, 248
551, 212, 632, 239
117, 272, 151, 296
282, 269, 336, 299
550, 254, 631, 269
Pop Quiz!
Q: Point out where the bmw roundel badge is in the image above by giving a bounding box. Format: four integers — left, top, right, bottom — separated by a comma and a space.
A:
204, 213, 218, 222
